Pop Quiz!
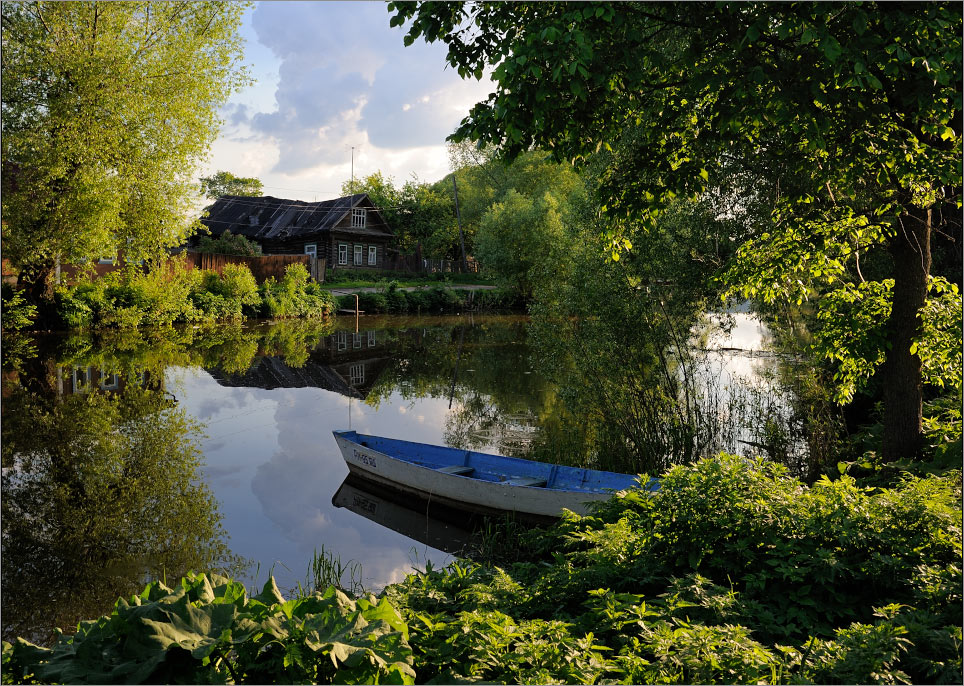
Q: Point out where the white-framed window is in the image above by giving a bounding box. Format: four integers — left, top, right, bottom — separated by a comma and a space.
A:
351, 208, 366, 228
99, 369, 119, 391
367, 245, 377, 265
304, 243, 317, 258
353, 244, 363, 265
352, 333, 362, 349
338, 243, 348, 265
367, 330, 376, 348
337, 331, 348, 351
72, 366, 91, 393
350, 363, 365, 385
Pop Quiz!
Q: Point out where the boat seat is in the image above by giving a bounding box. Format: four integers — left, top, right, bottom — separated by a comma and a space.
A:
503, 477, 547, 488
436, 465, 474, 476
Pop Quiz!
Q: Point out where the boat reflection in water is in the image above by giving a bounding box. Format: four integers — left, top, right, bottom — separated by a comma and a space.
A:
332, 474, 496, 557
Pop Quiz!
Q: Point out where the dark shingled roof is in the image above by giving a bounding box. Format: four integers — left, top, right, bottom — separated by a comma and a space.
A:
200, 193, 393, 241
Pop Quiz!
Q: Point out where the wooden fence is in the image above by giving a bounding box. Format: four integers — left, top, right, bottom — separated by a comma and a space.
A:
183, 251, 325, 284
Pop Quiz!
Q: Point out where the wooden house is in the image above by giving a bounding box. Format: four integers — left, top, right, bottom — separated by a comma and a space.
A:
198, 193, 394, 269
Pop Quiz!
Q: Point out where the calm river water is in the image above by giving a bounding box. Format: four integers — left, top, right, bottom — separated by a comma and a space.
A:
1, 312, 786, 643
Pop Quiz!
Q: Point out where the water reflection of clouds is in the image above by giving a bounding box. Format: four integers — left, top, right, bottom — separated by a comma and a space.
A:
175, 372, 458, 592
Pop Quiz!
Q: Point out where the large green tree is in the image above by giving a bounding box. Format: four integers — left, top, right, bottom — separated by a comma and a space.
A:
199, 170, 264, 199
389, 1, 963, 461
343, 172, 457, 258
1, 1, 249, 295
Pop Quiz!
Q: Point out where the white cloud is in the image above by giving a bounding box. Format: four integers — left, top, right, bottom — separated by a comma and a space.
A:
205, 1, 493, 200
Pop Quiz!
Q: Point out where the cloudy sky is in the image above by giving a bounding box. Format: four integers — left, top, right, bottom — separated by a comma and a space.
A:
205, 1, 493, 201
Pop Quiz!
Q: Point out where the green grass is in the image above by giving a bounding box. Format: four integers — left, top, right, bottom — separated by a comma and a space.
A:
321, 269, 492, 290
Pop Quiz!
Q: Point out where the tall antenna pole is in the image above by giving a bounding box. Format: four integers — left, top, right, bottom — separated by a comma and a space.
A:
351, 146, 355, 192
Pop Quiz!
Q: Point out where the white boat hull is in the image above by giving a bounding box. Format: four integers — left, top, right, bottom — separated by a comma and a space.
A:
333, 434, 616, 519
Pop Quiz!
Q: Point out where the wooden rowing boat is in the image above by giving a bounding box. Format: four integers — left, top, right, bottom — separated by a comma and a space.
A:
332, 430, 655, 520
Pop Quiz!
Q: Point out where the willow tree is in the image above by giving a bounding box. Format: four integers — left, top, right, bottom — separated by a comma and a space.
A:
389, 1, 962, 461
1, 1, 250, 296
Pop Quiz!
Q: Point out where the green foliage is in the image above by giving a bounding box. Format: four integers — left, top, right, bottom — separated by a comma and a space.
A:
199, 170, 263, 199
391, 0, 963, 460
196, 229, 264, 257
260, 264, 335, 319
527, 197, 745, 474
343, 172, 458, 258
915, 277, 963, 394
323, 268, 490, 288
50, 261, 333, 329
812, 276, 963, 404
334, 286, 515, 315
476, 190, 565, 297
0, 285, 37, 331
812, 279, 894, 403
1, 1, 250, 275
383, 456, 961, 684
1, 573, 414, 685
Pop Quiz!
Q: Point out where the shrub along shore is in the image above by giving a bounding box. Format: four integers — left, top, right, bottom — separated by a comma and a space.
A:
1, 263, 516, 333
2, 456, 960, 685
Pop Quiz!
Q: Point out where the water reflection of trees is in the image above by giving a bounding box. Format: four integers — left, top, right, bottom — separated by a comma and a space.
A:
1, 374, 238, 645
363, 317, 550, 456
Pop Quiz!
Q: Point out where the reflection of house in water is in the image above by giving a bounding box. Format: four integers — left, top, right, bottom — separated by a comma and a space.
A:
208, 328, 391, 399
57, 365, 162, 396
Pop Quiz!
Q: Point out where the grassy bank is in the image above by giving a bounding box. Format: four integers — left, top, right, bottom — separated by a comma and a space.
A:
321, 268, 493, 290
3, 455, 960, 684
334, 281, 523, 314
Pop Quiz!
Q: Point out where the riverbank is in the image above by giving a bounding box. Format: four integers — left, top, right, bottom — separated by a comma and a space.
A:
332, 283, 521, 315
1, 263, 516, 334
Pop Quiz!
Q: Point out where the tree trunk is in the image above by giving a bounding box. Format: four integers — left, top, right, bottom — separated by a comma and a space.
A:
880, 206, 931, 461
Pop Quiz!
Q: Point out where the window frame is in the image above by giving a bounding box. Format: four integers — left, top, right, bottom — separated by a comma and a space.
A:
304, 243, 317, 258
367, 245, 377, 266
350, 363, 365, 385
351, 208, 366, 228
353, 244, 363, 266
72, 366, 91, 393
338, 243, 348, 265
99, 369, 120, 391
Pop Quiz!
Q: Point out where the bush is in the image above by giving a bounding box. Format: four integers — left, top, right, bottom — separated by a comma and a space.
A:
356, 292, 387, 314
196, 230, 263, 257
0, 285, 38, 331
50, 261, 333, 329
54, 287, 96, 329
384, 457, 962, 684
260, 264, 335, 319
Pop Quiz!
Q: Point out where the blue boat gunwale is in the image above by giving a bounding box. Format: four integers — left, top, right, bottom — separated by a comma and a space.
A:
334, 430, 656, 494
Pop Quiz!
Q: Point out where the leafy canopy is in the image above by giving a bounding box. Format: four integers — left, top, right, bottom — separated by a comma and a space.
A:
1, 1, 250, 270
200, 170, 264, 199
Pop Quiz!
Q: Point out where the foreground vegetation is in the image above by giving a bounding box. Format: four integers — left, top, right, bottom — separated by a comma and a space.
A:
3, 456, 960, 684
